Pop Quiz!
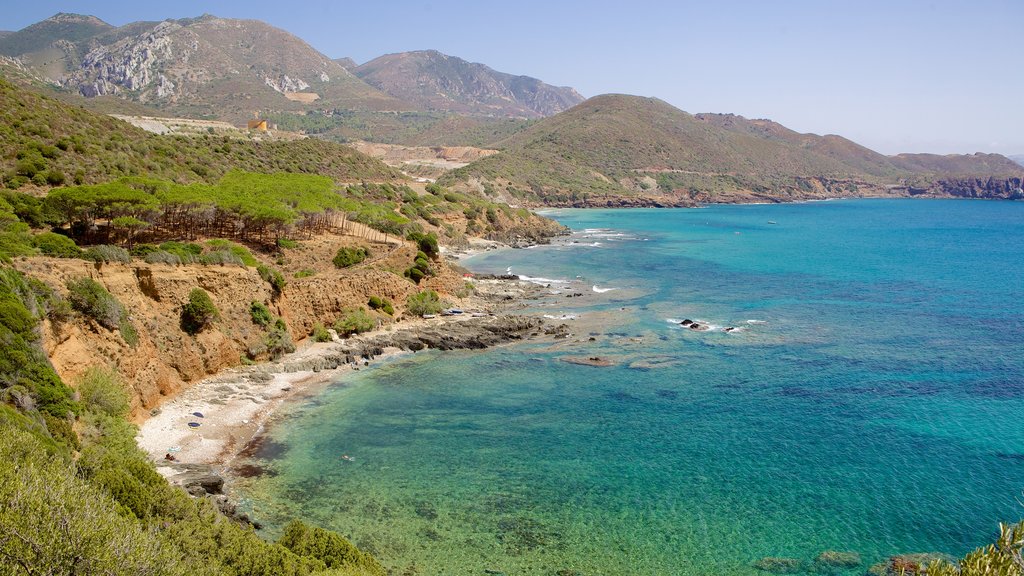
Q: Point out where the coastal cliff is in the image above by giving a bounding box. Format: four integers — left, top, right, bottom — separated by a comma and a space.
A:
13, 236, 484, 418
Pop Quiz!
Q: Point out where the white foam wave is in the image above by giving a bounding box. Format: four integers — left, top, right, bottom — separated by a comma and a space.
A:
518, 274, 569, 285
592, 285, 616, 293
745, 319, 767, 324
543, 313, 578, 320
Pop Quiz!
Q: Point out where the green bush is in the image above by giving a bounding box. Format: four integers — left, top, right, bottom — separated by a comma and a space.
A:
66, 277, 125, 331
367, 296, 394, 315
205, 239, 257, 267
143, 250, 182, 265
311, 322, 331, 343
77, 367, 130, 418
406, 290, 443, 316
332, 246, 369, 268
0, 269, 79, 417
276, 238, 299, 249
33, 232, 81, 258
250, 301, 272, 327
263, 320, 295, 360
257, 264, 286, 295
199, 250, 244, 267
180, 288, 219, 335
83, 245, 131, 263
158, 241, 202, 264
404, 250, 433, 283
406, 231, 439, 257
333, 308, 375, 336
293, 269, 315, 279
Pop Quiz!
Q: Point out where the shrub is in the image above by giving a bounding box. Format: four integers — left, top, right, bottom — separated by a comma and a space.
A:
367, 296, 394, 315
293, 269, 315, 278
77, 367, 130, 418
264, 321, 295, 360
406, 231, 439, 257
180, 288, 218, 335
257, 264, 286, 295
66, 278, 124, 331
205, 239, 257, 267
276, 238, 299, 249
406, 290, 443, 316
250, 301, 272, 327
332, 246, 369, 268
311, 322, 331, 342
33, 232, 81, 258
198, 250, 244, 267
83, 245, 131, 263
158, 241, 202, 264
333, 308, 375, 336
404, 250, 433, 283
143, 250, 181, 265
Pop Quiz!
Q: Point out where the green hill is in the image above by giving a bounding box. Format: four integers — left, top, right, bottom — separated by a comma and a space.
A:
440, 94, 1022, 205
0, 75, 404, 189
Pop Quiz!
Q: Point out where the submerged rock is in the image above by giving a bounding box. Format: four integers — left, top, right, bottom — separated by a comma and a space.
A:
814, 550, 861, 568
866, 553, 957, 576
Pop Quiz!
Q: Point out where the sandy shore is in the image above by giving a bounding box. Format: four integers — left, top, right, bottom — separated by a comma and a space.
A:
136, 273, 550, 478
136, 338, 407, 468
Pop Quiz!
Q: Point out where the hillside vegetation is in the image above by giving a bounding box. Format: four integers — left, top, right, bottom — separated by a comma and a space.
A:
0, 262, 387, 576
0, 76, 405, 190
441, 95, 1023, 205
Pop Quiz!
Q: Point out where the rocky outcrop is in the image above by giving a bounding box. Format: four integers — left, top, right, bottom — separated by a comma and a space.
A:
262, 315, 546, 376
922, 176, 1024, 200
355, 50, 584, 118
76, 21, 179, 99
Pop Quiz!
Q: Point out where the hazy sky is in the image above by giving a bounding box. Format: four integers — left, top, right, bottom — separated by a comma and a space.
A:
4, 0, 1022, 155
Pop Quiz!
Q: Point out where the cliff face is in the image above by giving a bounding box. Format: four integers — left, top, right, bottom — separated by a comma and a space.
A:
13, 239, 472, 418
921, 176, 1024, 200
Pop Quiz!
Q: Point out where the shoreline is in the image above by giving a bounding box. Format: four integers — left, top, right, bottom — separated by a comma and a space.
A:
136, 271, 556, 490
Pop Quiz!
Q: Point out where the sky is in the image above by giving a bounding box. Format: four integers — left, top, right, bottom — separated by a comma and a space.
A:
4, 0, 1023, 156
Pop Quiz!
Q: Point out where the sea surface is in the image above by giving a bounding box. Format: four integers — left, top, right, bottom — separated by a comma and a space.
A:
234, 199, 1024, 575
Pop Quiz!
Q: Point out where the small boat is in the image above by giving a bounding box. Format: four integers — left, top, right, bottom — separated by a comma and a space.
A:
767, 220, 778, 224
422, 314, 437, 319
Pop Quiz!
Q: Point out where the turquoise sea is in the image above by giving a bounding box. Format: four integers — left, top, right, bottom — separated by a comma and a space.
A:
234, 199, 1024, 575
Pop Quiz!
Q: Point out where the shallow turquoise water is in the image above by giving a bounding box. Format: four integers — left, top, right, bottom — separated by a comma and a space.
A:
236, 200, 1024, 575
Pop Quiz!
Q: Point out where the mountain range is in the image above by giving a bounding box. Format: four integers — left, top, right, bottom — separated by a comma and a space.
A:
0, 13, 579, 125
2, 12, 1020, 206
440, 95, 1022, 206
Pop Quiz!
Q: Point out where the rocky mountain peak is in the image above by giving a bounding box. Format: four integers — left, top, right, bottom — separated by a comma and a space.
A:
355, 49, 584, 118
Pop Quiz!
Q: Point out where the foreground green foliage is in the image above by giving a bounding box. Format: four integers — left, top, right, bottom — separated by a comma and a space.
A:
278, 520, 385, 575
0, 265, 389, 575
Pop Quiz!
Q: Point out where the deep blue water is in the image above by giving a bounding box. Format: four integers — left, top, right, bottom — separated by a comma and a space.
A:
235, 200, 1024, 575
